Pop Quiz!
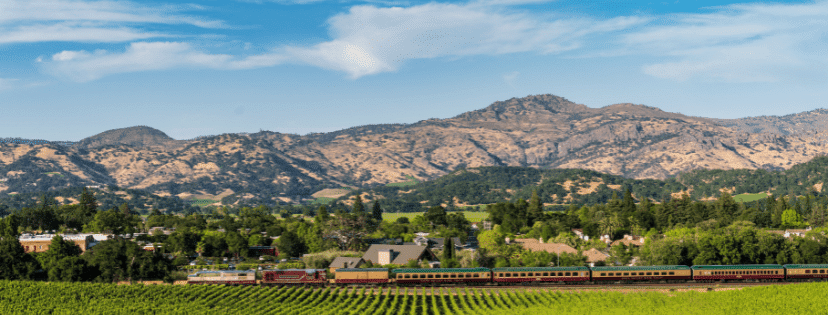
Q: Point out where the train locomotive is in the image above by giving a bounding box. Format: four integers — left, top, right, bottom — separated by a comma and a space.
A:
186, 263, 828, 286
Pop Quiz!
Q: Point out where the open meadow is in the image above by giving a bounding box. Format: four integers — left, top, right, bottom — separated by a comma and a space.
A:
1, 281, 825, 315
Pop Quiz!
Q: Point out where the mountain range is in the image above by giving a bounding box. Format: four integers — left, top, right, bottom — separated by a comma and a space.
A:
2, 94, 828, 207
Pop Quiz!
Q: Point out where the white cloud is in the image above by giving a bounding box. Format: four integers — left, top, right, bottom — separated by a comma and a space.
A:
280, 3, 648, 78
0, 23, 166, 44
621, 1, 828, 82
43, 42, 289, 82
0, 0, 224, 44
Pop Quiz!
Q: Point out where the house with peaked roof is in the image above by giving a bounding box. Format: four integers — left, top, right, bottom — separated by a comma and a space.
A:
583, 248, 610, 267
610, 235, 645, 247
511, 238, 578, 255
362, 244, 438, 266
328, 257, 364, 272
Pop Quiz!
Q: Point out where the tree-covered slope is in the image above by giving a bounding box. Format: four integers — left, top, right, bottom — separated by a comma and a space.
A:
339, 156, 828, 212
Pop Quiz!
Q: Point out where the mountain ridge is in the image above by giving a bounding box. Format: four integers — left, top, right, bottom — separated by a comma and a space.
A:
2, 93, 828, 205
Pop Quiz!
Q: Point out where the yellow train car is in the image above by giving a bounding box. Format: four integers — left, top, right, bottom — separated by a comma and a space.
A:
334, 268, 390, 284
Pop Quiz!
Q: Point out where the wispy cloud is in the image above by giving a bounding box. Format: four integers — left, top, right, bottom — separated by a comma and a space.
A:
43, 1, 647, 80
39, 0, 828, 83
42, 42, 288, 82
280, 3, 647, 78
621, 1, 828, 82
0, 0, 225, 44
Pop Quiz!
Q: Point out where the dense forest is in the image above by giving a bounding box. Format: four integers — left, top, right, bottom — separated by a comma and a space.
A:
336, 156, 828, 213
0, 186, 197, 216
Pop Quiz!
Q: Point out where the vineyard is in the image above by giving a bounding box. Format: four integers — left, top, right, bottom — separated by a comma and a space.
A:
0, 281, 826, 314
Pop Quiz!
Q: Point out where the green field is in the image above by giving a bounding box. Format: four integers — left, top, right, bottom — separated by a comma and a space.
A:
733, 193, 769, 203
2, 280, 827, 314
383, 211, 490, 222
311, 197, 337, 205
188, 199, 218, 206
385, 175, 420, 187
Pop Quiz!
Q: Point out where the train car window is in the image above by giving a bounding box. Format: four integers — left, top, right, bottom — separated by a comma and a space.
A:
428, 275, 434, 279
623, 273, 629, 276
646, 272, 652, 276
564, 272, 570, 276
543, 273, 548, 277
821, 270, 825, 274
451, 274, 457, 278
600, 273, 606, 276
405, 275, 411, 279
662, 272, 667, 275
669, 272, 675, 275
505, 273, 511, 277
520, 273, 526, 277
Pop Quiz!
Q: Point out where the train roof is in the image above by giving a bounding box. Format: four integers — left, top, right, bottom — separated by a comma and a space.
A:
783, 264, 828, 269
393, 268, 489, 273
491, 267, 589, 272
691, 264, 783, 270
335, 268, 388, 272
591, 265, 690, 271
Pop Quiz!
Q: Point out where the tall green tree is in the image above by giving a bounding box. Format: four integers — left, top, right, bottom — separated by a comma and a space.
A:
716, 192, 737, 226
781, 209, 806, 229
424, 206, 448, 227
37, 235, 82, 272
276, 230, 307, 258
79, 187, 98, 214
352, 195, 365, 215
315, 206, 329, 223
0, 237, 35, 280
84, 238, 173, 282
371, 200, 383, 224
527, 190, 543, 226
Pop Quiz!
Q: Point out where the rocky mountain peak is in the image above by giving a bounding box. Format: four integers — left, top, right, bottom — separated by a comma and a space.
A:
74, 126, 180, 149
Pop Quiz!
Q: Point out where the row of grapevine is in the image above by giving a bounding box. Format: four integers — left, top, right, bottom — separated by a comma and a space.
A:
2, 281, 828, 314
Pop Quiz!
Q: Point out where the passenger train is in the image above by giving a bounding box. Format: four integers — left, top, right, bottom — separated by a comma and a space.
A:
186, 264, 828, 286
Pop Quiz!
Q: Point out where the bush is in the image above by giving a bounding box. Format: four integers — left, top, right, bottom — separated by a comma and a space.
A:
276, 261, 305, 269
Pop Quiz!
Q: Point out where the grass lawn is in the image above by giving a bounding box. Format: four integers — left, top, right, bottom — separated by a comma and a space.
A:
733, 193, 769, 203
188, 198, 219, 206
310, 197, 337, 205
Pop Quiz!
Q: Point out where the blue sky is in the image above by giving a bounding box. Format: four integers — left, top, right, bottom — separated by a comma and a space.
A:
2, 0, 827, 141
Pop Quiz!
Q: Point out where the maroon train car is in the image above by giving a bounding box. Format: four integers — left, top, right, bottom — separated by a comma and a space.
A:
784, 264, 828, 280
692, 265, 784, 281
261, 269, 327, 285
